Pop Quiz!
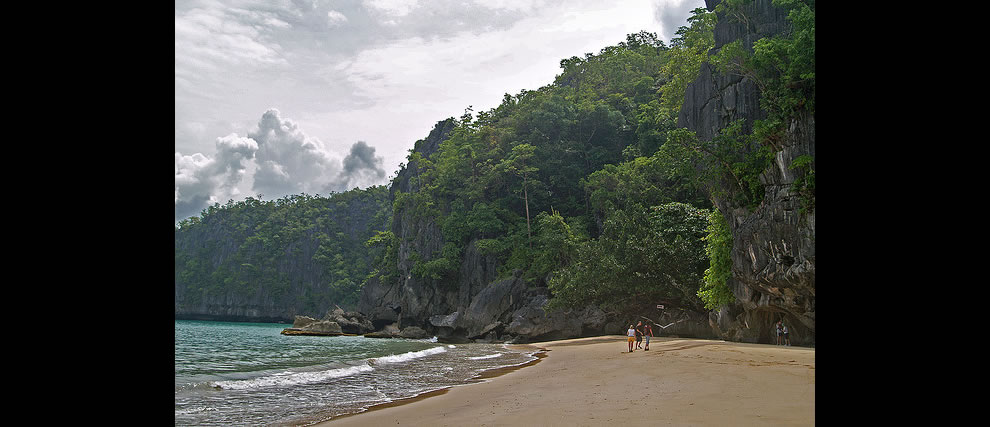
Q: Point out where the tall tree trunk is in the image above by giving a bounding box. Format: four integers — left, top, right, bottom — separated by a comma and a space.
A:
523, 177, 531, 249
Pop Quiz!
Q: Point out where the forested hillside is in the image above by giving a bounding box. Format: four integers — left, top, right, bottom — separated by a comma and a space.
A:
174, 186, 391, 321
372, 9, 721, 313
175, 0, 815, 345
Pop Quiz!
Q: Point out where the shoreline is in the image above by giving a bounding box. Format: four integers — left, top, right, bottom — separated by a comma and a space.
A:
315, 335, 815, 426
320, 347, 548, 424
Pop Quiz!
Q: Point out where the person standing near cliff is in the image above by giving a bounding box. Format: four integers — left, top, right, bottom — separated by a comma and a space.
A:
775, 321, 783, 345
627, 325, 636, 352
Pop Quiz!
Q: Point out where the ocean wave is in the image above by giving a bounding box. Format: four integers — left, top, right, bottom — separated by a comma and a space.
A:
175, 405, 218, 415
370, 346, 447, 365
468, 353, 503, 360
212, 363, 373, 390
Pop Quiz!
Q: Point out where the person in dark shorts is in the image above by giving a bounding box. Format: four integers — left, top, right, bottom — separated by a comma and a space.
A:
635, 321, 644, 349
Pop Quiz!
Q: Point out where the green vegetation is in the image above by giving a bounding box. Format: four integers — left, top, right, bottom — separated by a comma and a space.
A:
698, 209, 735, 309
714, 0, 815, 125
386, 8, 721, 311
661, 120, 774, 210
175, 186, 391, 313
174, 1, 815, 318
546, 202, 712, 313
706, 0, 816, 210
789, 154, 815, 214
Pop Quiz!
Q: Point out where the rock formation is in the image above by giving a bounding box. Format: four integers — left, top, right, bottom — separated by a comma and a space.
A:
281, 315, 344, 336
323, 307, 375, 335
678, 0, 815, 346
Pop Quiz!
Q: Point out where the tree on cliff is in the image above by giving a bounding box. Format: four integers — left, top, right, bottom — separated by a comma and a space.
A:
546, 202, 711, 313
496, 143, 539, 247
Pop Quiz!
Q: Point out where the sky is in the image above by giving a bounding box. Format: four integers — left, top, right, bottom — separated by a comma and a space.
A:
175, 0, 706, 222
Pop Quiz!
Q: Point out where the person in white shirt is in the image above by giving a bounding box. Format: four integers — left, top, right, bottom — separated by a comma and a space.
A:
627, 325, 636, 352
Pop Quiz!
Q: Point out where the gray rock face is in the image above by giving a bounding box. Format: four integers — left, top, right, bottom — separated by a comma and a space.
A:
398, 326, 429, 339
281, 315, 344, 336
458, 276, 527, 339
429, 312, 459, 328
365, 323, 401, 338
291, 315, 319, 329
323, 307, 375, 335
678, 0, 790, 143
359, 120, 509, 341
710, 112, 815, 346
680, 0, 815, 346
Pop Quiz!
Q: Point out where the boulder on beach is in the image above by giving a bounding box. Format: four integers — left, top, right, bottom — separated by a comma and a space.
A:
324, 307, 375, 335
281, 315, 344, 336
364, 322, 400, 338
399, 326, 429, 339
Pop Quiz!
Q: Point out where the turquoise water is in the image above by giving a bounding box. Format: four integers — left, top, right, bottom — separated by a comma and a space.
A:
175, 320, 537, 426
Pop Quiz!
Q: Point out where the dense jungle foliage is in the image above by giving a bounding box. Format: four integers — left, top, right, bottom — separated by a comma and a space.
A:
384, 8, 720, 312
175, 186, 391, 312
175, 0, 815, 317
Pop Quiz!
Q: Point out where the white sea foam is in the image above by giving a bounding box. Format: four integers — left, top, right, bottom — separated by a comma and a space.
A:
175, 406, 218, 415
212, 363, 373, 390
468, 353, 503, 360
370, 346, 447, 365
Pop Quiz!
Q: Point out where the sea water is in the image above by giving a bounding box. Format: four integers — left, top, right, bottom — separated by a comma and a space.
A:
175, 320, 538, 426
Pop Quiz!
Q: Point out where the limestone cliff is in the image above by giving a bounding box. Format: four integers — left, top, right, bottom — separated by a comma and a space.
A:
678, 0, 815, 345
357, 120, 700, 343
174, 188, 391, 322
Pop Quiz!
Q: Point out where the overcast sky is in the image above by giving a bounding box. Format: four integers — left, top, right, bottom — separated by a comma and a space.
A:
175, 0, 706, 222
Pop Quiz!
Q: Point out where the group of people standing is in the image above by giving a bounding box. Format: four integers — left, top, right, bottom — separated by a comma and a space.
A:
626, 321, 653, 352
624, 319, 793, 349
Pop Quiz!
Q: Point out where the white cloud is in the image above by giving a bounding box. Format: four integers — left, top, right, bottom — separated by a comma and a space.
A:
175, 0, 709, 222
340, 141, 387, 190
326, 10, 348, 26
174, 133, 258, 220
337, 0, 656, 114
474, 0, 547, 13
175, 108, 392, 221
363, 0, 419, 17
174, 5, 287, 71
248, 108, 341, 197
654, 0, 707, 41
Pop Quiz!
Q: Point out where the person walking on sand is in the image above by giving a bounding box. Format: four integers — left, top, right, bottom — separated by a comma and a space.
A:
627, 325, 636, 352
782, 323, 790, 346
643, 322, 654, 351
635, 321, 644, 350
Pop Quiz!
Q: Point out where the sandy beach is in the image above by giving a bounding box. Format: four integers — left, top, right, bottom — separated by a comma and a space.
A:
318, 335, 815, 426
